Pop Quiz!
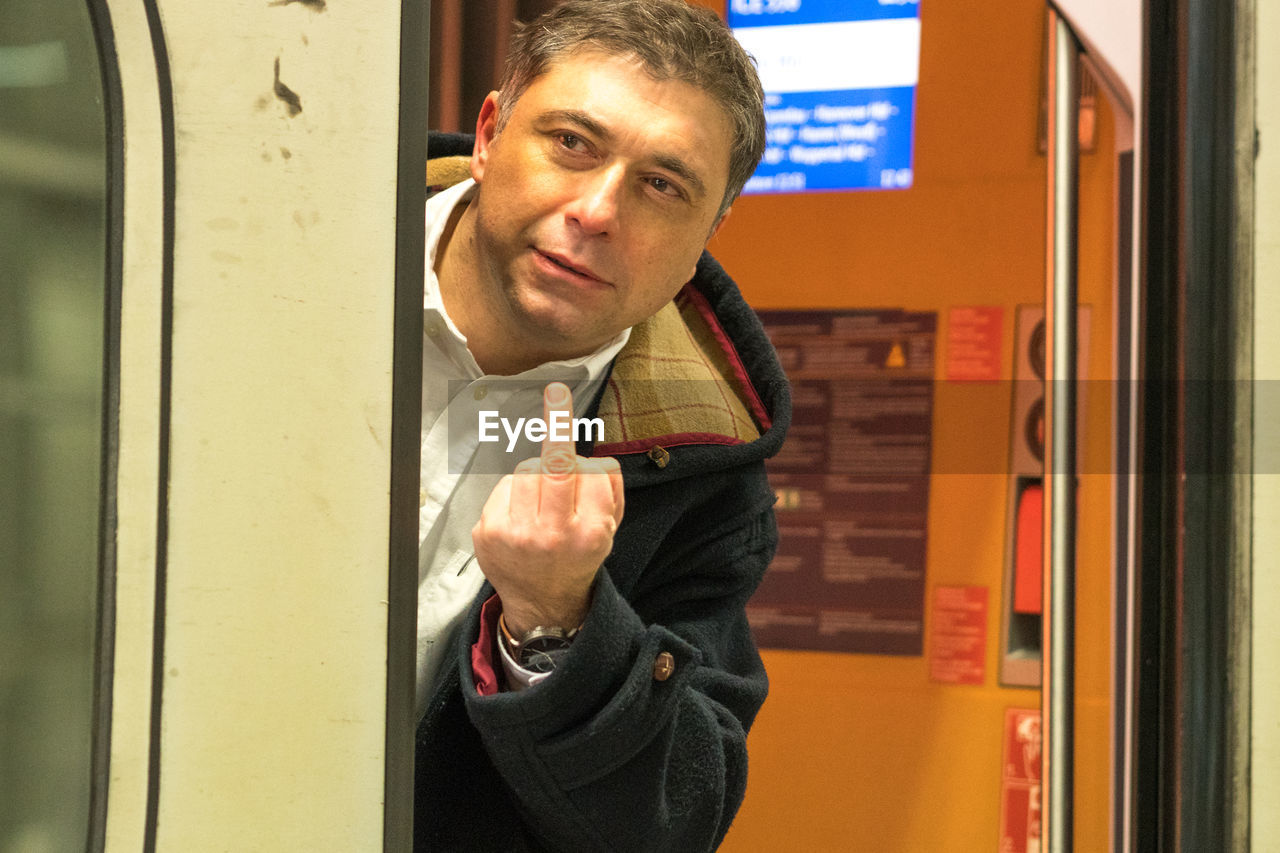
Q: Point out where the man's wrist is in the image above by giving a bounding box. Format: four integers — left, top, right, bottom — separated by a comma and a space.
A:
500, 596, 590, 638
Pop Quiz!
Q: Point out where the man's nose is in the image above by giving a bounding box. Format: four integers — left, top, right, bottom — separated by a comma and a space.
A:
566, 165, 625, 236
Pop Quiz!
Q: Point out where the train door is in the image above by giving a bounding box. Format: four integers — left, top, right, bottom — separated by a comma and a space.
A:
711, 1, 1139, 850
2, 0, 428, 849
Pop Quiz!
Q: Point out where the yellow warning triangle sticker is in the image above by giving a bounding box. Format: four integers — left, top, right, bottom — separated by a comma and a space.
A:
885, 342, 907, 368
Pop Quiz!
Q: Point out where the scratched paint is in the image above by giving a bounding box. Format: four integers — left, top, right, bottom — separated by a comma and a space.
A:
273, 57, 302, 116
269, 0, 327, 11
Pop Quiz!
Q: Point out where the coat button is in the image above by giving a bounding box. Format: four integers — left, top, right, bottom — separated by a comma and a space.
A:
647, 445, 670, 468
652, 652, 675, 681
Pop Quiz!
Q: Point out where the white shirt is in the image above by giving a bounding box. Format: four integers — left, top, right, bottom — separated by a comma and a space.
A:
415, 179, 629, 716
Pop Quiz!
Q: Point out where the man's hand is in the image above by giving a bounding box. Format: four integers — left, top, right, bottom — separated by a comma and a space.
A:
472, 382, 624, 637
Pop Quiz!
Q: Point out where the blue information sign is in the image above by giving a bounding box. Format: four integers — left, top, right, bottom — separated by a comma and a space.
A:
729, 0, 921, 194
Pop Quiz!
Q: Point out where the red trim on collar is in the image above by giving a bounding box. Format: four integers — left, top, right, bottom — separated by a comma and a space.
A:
677, 284, 772, 431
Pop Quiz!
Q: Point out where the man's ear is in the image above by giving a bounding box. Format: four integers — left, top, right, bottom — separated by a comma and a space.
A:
709, 206, 731, 241
470, 91, 501, 183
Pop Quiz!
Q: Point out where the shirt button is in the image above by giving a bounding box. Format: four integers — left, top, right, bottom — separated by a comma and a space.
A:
419, 488, 427, 508
425, 321, 442, 337
473, 384, 488, 401
652, 652, 675, 682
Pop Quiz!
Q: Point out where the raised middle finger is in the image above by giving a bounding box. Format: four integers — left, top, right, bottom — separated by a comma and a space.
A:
538, 382, 578, 520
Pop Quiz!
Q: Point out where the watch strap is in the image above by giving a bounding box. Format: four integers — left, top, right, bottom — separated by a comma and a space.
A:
499, 612, 581, 651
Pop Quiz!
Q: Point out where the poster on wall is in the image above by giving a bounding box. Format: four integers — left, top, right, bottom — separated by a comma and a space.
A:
929, 585, 989, 685
729, 0, 922, 194
748, 309, 936, 655
999, 708, 1043, 853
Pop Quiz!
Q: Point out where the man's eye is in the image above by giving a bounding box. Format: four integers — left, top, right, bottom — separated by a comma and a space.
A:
557, 133, 584, 151
647, 176, 681, 198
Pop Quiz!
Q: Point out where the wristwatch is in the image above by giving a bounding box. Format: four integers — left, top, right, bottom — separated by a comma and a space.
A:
499, 614, 579, 674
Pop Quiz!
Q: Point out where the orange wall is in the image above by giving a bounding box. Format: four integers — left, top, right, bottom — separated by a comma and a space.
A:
705, 1, 1121, 850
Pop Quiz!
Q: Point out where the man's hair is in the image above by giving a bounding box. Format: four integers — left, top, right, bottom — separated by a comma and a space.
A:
496, 0, 765, 214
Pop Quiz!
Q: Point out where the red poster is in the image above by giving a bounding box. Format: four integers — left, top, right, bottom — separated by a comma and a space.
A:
928, 585, 988, 685
999, 708, 1043, 853
946, 306, 1004, 382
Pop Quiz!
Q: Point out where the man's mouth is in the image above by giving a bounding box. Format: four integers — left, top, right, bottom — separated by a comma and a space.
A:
536, 250, 607, 284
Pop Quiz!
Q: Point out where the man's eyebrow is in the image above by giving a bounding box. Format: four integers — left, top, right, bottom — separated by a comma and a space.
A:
651, 153, 707, 200
537, 109, 613, 142
538, 109, 709, 200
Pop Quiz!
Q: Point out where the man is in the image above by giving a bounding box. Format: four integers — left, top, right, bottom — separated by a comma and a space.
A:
414, 1, 790, 849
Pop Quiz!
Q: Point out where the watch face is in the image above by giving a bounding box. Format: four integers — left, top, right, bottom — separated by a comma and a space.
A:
518, 635, 572, 673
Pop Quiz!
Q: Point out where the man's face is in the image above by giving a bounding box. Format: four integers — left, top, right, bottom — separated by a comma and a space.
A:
467, 50, 734, 357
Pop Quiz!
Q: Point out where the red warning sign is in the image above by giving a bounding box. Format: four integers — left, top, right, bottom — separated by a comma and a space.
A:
999, 708, 1043, 853
928, 585, 987, 685
946, 306, 1004, 382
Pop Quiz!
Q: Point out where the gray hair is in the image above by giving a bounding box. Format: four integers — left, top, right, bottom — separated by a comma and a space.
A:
496, 0, 765, 214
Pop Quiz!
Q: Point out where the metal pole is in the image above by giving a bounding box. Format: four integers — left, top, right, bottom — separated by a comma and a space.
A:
1042, 7, 1079, 853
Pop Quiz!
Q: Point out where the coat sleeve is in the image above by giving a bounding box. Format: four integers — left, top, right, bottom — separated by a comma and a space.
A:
456, 482, 778, 853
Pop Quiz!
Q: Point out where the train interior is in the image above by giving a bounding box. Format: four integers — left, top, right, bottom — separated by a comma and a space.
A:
1, 0, 1276, 850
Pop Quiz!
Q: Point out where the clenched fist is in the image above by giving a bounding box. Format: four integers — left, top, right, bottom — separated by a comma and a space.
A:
472, 382, 624, 636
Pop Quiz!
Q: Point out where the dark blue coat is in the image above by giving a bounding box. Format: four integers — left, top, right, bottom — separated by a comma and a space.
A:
415, 133, 791, 852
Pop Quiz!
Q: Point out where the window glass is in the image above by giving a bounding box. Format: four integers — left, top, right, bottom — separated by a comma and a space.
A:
0, 1, 107, 849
